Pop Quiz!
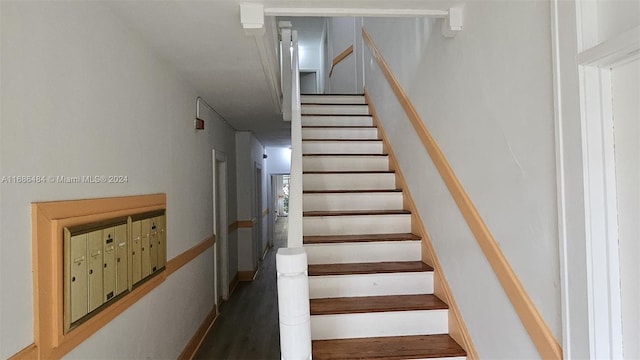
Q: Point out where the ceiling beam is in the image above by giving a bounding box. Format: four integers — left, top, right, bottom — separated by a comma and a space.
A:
263, 7, 449, 18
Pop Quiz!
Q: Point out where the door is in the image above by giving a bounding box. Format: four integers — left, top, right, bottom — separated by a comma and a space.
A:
611, 58, 640, 359
213, 149, 229, 302
254, 165, 264, 262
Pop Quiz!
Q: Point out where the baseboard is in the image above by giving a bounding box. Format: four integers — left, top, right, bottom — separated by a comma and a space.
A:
178, 305, 218, 360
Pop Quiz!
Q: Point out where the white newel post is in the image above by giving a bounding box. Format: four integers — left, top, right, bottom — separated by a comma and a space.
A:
277, 247, 311, 360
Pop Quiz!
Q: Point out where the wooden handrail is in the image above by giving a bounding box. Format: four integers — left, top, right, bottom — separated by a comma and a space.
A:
362, 27, 562, 360
329, 45, 354, 77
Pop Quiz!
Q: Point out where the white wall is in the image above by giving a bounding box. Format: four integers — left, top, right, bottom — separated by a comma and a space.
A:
0, 2, 236, 358
300, 46, 321, 72
266, 147, 292, 175
363, 2, 559, 357
235, 132, 266, 271
328, 17, 359, 94
596, 0, 640, 47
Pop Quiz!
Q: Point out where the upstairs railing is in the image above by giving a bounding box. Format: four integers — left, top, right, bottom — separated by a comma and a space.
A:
276, 28, 311, 360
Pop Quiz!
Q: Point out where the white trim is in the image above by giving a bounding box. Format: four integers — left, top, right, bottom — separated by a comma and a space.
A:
579, 64, 624, 359
252, 16, 282, 112
550, 1, 637, 357
550, 1, 572, 357
264, 7, 448, 18
287, 30, 303, 248
578, 25, 640, 67
574, 11, 640, 360
281, 28, 293, 122
213, 150, 230, 301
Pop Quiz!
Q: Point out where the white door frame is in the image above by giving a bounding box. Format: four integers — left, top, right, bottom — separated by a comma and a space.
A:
253, 162, 264, 266
553, 0, 640, 356
213, 149, 229, 301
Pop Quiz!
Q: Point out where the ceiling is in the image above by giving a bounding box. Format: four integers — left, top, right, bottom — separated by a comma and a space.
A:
104, 0, 451, 147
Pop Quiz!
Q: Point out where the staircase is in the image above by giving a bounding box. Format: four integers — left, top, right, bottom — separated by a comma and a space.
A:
300, 94, 467, 360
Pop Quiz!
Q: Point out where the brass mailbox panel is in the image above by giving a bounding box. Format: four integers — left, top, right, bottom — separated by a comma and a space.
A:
157, 215, 166, 269
149, 219, 158, 273
65, 231, 88, 324
63, 210, 165, 333
115, 224, 128, 296
102, 227, 117, 302
140, 218, 151, 278
130, 220, 142, 285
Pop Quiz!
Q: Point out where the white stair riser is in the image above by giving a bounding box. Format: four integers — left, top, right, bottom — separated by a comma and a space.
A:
303, 156, 388, 172
303, 173, 396, 191
302, 104, 369, 115
302, 116, 373, 127
302, 141, 383, 155
303, 128, 378, 140
304, 214, 411, 236
303, 192, 403, 212
301, 95, 366, 104
310, 309, 448, 340
305, 241, 421, 264
412, 358, 466, 360
309, 272, 433, 299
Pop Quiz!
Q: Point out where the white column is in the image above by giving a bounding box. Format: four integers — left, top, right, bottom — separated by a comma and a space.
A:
277, 247, 311, 360
281, 28, 292, 121
287, 30, 303, 248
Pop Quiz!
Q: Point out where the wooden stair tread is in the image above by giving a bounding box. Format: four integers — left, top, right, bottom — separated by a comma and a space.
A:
304, 210, 410, 217
302, 139, 382, 142
304, 233, 421, 244
309, 261, 433, 276
303, 171, 394, 174
302, 125, 376, 128
303, 153, 388, 157
312, 334, 466, 360
303, 209, 410, 217
311, 294, 448, 315
301, 93, 365, 96
303, 189, 402, 194
302, 103, 368, 105
302, 103, 369, 106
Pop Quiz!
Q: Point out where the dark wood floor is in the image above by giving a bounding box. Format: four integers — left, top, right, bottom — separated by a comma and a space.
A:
194, 217, 288, 359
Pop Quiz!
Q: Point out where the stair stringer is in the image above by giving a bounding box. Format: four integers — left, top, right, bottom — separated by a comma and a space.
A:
365, 90, 480, 360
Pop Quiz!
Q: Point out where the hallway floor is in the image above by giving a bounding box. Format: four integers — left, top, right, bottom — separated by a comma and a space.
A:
195, 217, 287, 359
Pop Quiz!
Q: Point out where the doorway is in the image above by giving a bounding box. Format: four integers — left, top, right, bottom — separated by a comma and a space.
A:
300, 71, 318, 94
269, 174, 290, 246
575, 35, 640, 357
213, 150, 229, 303
611, 58, 640, 359
254, 165, 264, 265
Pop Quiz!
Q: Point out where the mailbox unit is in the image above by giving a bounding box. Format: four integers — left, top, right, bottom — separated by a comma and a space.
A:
63, 210, 166, 333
